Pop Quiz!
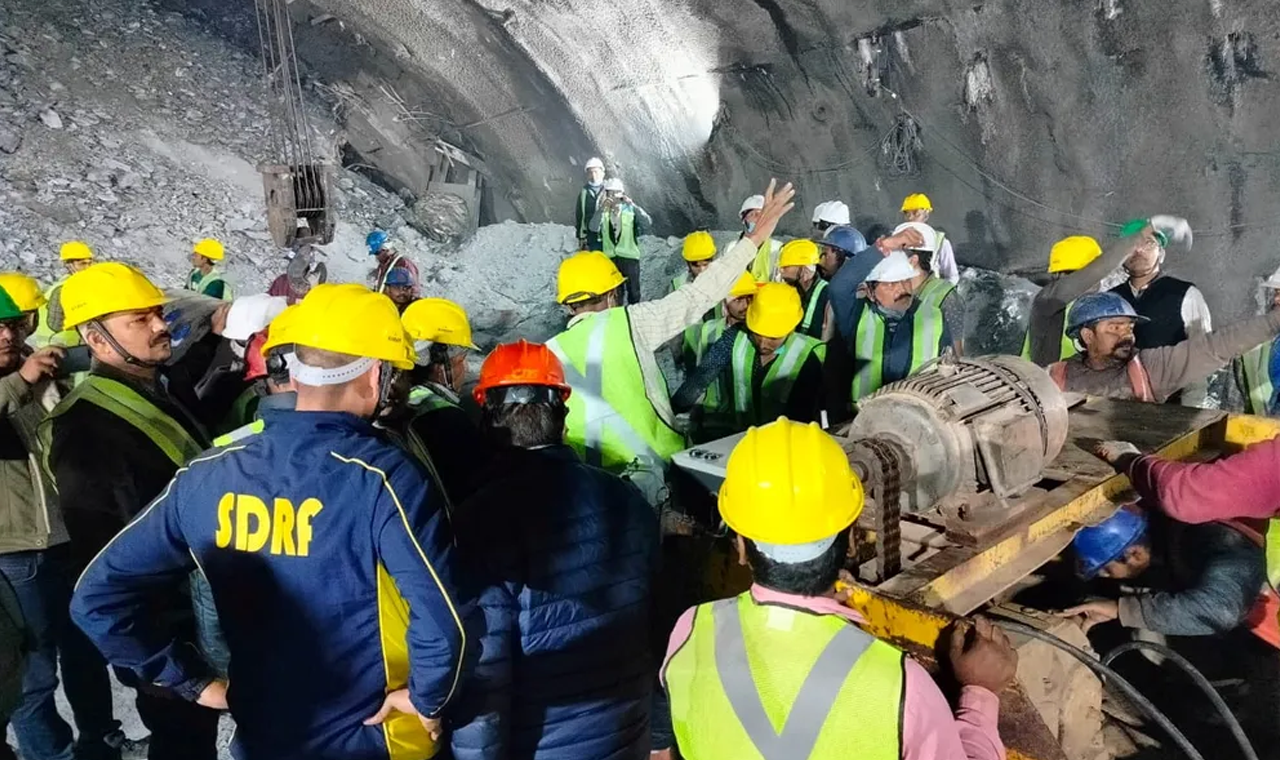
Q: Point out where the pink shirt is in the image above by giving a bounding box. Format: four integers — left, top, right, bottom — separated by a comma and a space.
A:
660, 585, 1005, 760
1127, 437, 1280, 523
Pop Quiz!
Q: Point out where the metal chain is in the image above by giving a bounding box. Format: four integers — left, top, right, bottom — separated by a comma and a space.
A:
851, 438, 903, 582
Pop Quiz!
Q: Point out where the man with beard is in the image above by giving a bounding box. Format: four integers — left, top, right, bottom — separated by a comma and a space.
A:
777, 239, 830, 340
1047, 287, 1280, 402
824, 252, 949, 419
382, 267, 418, 314
1108, 218, 1210, 405
40, 263, 220, 760
895, 221, 965, 354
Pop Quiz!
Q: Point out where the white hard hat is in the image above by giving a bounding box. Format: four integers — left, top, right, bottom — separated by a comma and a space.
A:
585, 157, 604, 171
892, 221, 939, 253
866, 251, 918, 284
1265, 264, 1280, 290
224, 294, 288, 342
740, 195, 765, 216
814, 200, 850, 226
603, 177, 625, 193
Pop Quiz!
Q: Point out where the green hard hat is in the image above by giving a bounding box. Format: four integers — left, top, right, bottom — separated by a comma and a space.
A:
1119, 218, 1168, 248
0, 287, 24, 321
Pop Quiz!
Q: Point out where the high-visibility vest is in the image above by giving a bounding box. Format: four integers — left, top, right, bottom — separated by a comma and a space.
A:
850, 303, 945, 402
690, 319, 735, 441
31, 280, 81, 349
40, 375, 206, 480
547, 309, 684, 472
1236, 341, 1274, 416
665, 592, 904, 760
213, 418, 265, 448
729, 331, 824, 428
1021, 320, 1078, 364
913, 275, 954, 310
186, 267, 234, 301
750, 239, 783, 283
798, 279, 829, 338
1047, 357, 1156, 402
408, 384, 460, 413
601, 207, 642, 260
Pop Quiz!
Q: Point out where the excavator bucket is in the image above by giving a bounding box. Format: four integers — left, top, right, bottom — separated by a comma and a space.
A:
261, 163, 336, 248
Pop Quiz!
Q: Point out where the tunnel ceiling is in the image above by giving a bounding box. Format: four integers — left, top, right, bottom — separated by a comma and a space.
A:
175, 0, 1278, 320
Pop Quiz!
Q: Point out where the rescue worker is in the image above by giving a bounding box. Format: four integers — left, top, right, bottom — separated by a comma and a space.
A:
0, 274, 46, 341
670, 230, 717, 293
211, 304, 298, 447
396, 297, 489, 507
591, 178, 650, 305
450, 340, 658, 760
575, 156, 606, 251
899, 193, 959, 284
185, 238, 233, 301
216, 294, 289, 433
895, 221, 964, 353
741, 194, 783, 282
70, 283, 471, 760
660, 418, 1015, 760
268, 245, 327, 304
547, 180, 794, 485
383, 267, 418, 314
673, 272, 759, 442
1108, 217, 1209, 405
1023, 235, 1110, 366
41, 262, 218, 760
368, 229, 420, 296
817, 225, 872, 342
1047, 287, 1280, 403
1060, 506, 1273, 645
811, 200, 850, 235
825, 252, 950, 419
1233, 264, 1280, 415
34, 241, 94, 348
777, 239, 831, 340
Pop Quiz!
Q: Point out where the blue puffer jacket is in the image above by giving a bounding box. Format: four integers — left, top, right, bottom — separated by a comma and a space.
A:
450, 444, 659, 760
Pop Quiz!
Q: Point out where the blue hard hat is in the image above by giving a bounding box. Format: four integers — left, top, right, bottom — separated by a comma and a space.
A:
367, 230, 391, 255
819, 225, 869, 257
1073, 507, 1148, 579
384, 267, 414, 287
1064, 292, 1149, 339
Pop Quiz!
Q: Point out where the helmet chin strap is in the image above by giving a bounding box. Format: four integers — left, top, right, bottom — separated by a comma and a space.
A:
371, 361, 401, 420
87, 320, 164, 369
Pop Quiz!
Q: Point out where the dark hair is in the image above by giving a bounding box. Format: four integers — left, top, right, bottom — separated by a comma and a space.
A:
481, 401, 566, 449
567, 291, 613, 312
744, 530, 846, 596
912, 248, 934, 274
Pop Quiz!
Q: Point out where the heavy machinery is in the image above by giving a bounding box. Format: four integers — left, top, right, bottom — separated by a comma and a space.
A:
672, 354, 1268, 760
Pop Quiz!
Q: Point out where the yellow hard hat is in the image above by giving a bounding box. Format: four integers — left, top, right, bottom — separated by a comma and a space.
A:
681, 231, 717, 262
193, 238, 225, 261
59, 241, 94, 262
402, 297, 479, 351
719, 418, 865, 545
778, 239, 820, 268
1047, 236, 1103, 274
260, 304, 300, 356
900, 193, 933, 213
728, 272, 759, 299
746, 282, 802, 338
0, 273, 46, 312
60, 263, 169, 330
556, 251, 626, 305
269, 283, 415, 370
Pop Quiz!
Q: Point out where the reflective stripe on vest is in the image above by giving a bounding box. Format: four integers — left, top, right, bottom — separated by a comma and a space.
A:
913, 275, 954, 310
213, 418, 266, 448
189, 267, 233, 301
601, 207, 642, 260
547, 309, 684, 472
799, 279, 829, 336
1238, 342, 1274, 416
408, 385, 459, 413
376, 254, 408, 293
730, 331, 821, 427
41, 376, 205, 482
667, 593, 903, 760
750, 239, 783, 283
850, 305, 941, 402
671, 272, 689, 293
1047, 357, 1156, 402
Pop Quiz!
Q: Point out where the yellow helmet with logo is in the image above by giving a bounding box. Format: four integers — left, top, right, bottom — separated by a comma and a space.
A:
719, 418, 865, 545
728, 272, 759, 299
0, 273, 46, 312
900, 193, 933, 213
60, 263, 169, 330
556, 251, 627, 305
778, 239, 820, 268
402, 298, 479, 351
194, 238, 225, 261
59, 241, 94, 262
681, 231, 717, 262
1047, 236, 1103, 274
745, 282, 802, 338
272, 283, 415, 369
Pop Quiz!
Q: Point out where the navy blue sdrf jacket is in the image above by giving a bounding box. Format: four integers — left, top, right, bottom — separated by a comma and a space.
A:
70, 409, 472, 760
450, 445, 659, 760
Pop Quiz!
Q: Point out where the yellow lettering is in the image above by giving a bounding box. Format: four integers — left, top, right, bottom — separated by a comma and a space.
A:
234, 495, 270, 553
215, 493, 234, 548
270, 498, 296, 556
295, 498, 323, 557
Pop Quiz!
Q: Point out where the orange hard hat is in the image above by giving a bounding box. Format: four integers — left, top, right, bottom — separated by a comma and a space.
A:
473, 339, 572, 405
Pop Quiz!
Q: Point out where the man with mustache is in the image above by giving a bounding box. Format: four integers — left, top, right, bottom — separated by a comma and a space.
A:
40, 263, 219, 760
1047, 279, 1280, 402
824, 251, 950, 417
